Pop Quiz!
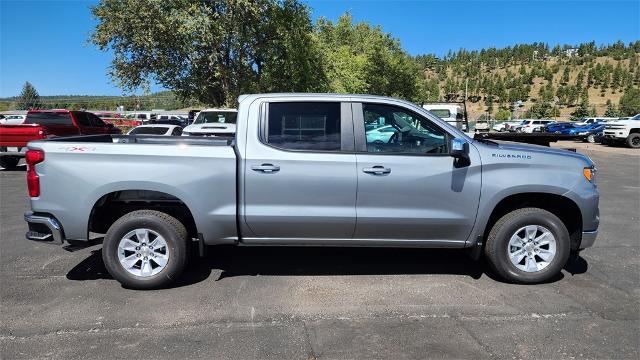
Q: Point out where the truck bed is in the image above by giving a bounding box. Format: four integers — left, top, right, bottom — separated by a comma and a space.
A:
27, 134, 238, 243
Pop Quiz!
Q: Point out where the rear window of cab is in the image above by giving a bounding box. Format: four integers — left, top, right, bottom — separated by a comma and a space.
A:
25, 112, 72, 125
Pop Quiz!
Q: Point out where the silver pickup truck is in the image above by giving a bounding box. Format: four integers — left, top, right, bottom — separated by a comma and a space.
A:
23, 94, 599, 289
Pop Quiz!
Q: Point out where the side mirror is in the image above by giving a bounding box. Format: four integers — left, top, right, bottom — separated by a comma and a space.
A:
450, 138, 469, 158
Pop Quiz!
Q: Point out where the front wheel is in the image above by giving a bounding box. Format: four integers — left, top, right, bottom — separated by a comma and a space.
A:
102, 210, 189, 289
586, 134, 596, 143
484, 208, 570, 284
626, 133, 640, 149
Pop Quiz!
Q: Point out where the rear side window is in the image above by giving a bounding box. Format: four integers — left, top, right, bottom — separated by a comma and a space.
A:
25, 112, 72, 125
73, 112, 92, 126
266, 102, 341, 151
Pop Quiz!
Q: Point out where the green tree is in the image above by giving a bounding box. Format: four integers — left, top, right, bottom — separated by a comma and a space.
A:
314, 13, 419, 100
604, 99, 619, 117
619, 87, 640, 116
91, 0, 325, 106
495, 108, 511, 120
17, 81, 41, 110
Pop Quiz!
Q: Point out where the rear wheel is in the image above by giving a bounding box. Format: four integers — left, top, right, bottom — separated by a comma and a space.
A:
0, 156, 20, 169
484, 208, 570, 284
586, 134, 596, 143
102, 210, 189, 289
626, 133, 640, 149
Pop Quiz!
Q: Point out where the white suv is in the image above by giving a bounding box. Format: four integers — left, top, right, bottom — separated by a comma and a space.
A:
514, 119, 555, 133
603, 114, 640, 148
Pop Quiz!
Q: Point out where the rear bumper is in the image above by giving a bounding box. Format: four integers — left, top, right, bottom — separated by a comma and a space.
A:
24, 212, 65, 245
580, 230, 598, 249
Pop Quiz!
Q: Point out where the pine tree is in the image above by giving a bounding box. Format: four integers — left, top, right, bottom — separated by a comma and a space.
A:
17, 82, 41, 110
604, 99, 619, 117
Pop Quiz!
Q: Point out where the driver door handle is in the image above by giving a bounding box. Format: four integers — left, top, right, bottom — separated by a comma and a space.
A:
251, 163, 280, 173
363, 166, 391, 175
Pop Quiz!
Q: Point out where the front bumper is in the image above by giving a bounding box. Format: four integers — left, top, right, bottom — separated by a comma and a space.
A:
24, 212, 65, 245
580, 230, 598, 249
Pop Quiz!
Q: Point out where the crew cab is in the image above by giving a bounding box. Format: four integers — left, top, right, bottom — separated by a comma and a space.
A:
23, 94, 599, 289
0, 109, 121, 169
602, 114, 640, 148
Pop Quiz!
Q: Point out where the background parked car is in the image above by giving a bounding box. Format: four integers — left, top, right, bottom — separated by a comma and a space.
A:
603, 114, 640, 148
182, 108, 237, 137
515, 119, 555, 133
366, 125, 397, 143
0, 114, 26, 124
127, 124, 183, 136
474, 120, 490, 132
493, 121, 520, 132
544, 122, 576, 134
575, 123, 606, 143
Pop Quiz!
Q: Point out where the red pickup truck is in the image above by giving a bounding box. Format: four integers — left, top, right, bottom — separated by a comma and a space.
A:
0, 109, 121, 169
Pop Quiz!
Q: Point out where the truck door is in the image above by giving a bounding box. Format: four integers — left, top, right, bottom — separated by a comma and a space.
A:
243, 101, 357, 241
352, 102, 481, 244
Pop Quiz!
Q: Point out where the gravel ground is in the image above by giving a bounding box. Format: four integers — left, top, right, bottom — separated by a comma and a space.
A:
1, 144, 638, 359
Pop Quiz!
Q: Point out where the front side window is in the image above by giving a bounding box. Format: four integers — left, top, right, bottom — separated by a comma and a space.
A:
266, 102, 341, 151
362, 103, 447, 154
194, 111, 237, 125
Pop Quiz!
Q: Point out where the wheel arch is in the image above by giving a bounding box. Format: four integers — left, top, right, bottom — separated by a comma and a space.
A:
481, 192, 583, 251
88, 188, 198, 239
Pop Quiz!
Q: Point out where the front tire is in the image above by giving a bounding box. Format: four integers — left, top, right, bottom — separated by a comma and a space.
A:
626, 133, 640, 149
102, 210, 189, 289
586, 134, 596, 143
484, 208, 570, 284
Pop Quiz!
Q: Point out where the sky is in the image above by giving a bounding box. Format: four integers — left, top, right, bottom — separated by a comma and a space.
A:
1, 0, 638, 97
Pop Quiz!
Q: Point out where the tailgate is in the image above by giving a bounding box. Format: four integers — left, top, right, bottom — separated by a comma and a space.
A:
0, 124, 45, 147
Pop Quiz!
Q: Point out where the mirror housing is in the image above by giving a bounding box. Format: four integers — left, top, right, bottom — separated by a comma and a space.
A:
450, 137, 469, 158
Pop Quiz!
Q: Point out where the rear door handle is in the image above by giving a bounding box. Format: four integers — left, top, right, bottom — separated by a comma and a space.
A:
251, 163, 280, 173
363, 166, 391, 175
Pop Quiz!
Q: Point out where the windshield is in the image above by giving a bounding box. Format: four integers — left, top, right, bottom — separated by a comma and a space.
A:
631, 114, 640, 120
129, 127, 169, 135
194, 111, 237, 125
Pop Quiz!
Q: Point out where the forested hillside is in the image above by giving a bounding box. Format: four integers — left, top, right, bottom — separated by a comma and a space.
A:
415, 41, 640, 119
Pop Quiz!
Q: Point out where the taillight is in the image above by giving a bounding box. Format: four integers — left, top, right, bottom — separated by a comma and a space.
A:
26, 149, 44, 197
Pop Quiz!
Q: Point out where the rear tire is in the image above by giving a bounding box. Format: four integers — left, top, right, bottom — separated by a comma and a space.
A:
626, 133, 640, 149
102, 210, 189, 289
0, 156, 20, 169
586, 134, 595, 143
484, 208, 570, 284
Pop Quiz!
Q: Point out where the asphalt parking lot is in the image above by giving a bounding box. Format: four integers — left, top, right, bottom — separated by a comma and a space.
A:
1, 142, 639, 360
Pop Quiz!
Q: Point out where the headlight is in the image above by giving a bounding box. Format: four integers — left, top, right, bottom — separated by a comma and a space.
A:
583, 167, 596, 184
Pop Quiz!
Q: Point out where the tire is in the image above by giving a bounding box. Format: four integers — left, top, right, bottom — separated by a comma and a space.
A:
0, 156, 20, 169
102, 210, 189, 289
586, 134, 595, 143
626, 133, 640, 149
484, 208, 570, 284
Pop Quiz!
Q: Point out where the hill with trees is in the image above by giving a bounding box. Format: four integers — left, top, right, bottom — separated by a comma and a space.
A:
415, 41, 640, 119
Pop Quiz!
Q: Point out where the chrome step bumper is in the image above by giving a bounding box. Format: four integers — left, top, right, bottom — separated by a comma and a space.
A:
24, 212, 64, 245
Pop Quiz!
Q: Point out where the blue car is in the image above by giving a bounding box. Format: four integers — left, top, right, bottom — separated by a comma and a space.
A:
570, 123, 606, 143
544, 122, 576, 134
